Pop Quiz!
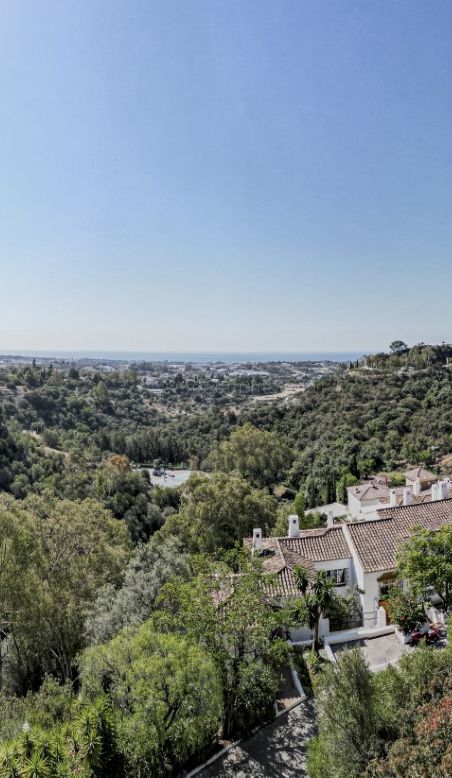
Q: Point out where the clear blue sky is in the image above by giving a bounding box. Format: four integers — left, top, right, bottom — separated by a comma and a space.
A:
1, 0, 451, 353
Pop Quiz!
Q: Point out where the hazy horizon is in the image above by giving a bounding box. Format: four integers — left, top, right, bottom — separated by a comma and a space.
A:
0, 348, 366, 363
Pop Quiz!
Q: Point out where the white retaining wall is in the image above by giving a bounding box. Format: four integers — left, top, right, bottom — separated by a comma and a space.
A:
324, 624, 395, 646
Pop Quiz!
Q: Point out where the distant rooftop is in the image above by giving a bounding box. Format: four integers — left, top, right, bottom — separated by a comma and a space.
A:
404, 466, 437, 482
347, 481, 390, 501
305, 501, 349, 518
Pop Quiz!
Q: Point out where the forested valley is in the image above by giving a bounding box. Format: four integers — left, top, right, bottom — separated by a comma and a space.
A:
0, 342, 451, 775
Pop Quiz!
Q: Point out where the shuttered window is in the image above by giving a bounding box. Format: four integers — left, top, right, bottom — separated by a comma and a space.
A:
326, 568, 347, 586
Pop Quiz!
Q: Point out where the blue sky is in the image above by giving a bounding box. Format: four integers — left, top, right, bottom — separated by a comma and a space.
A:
0, 0, 451, 353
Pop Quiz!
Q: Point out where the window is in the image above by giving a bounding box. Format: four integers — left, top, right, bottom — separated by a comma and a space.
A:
378, 578, 400, 599
326, 568, 347, 586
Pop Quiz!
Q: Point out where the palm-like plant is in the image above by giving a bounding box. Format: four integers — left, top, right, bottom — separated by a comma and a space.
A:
76, 707, 104, 771
312, 569, 336, 610
0, 745, 22, 778
20, 749, 51, 778
294, 566, 336, 652
293, 564, 309, 595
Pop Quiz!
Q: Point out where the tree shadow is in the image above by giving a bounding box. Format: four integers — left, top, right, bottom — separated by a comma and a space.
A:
200, 700, 317, 777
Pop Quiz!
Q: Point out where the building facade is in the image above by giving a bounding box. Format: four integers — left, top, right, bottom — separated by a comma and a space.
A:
247, 497, 452, 638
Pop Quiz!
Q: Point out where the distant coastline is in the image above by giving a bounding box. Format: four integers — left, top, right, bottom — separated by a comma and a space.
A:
0, 350, 365, 364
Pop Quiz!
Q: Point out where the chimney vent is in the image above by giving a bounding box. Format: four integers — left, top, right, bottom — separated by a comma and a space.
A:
288, 514, 300, 538
413, 478, 422, 497
403, 487, 413, 506
389, 489, 397, 507
439, 480, 448, 500
252, 528, 262, 551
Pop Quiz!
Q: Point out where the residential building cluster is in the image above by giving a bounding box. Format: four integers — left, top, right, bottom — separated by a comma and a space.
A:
247, 467, 451, 643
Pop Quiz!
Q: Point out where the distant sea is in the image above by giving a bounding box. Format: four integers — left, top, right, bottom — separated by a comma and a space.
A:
1, 350, 365, 364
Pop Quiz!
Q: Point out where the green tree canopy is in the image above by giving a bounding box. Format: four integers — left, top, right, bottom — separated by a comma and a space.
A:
397, 524, 452, 609
80, 623, 222, 776
294, 487, 305, 520
309, 638, 452, 778
212, 422, 293, 488
0, 494, 130, 691
85, 535, 191, 645
293, 567, 338, 652
309, 648, 378, 778
389, 340, 409, 354
387, 586, 425, 634
0, 695, 123, 778
161, 472, 277, 553
336, 470, 359, 504
154, 564, 288, 738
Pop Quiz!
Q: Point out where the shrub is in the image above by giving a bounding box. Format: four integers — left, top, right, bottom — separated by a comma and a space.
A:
307, 734, 330, 778
388, 472, 405, 487
387, 587, 425, 634
291, 647, 313, 697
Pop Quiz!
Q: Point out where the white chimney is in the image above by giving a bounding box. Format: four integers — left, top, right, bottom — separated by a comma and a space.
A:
252, 528, 262, 551
389, 489, 397, 507
439, 480, 448, 500
413, 478, 422, 497
431, 483, 440, 501
327, 510, 334, 528
403, 487, 413, 506
288, 514, 300, 538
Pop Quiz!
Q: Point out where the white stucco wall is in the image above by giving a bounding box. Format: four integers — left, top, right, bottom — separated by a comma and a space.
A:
341, 524, 372, 623
348, 493, 380, 520
361, 572, 381, 626
314, 558, 354, 593
357, 569, 394, 626
289, 625, 313, 642
288, 559, 354, 641
358, 501, 381, 519
347, 493, 362, 518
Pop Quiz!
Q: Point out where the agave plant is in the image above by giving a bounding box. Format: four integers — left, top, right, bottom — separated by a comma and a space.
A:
19, 749, 51, 778
0, 746, 22, 778
76, 706, 104, 771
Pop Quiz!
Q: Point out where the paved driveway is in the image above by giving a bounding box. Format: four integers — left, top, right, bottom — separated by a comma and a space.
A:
331, 633, 411, 671
198, 700, 316, 777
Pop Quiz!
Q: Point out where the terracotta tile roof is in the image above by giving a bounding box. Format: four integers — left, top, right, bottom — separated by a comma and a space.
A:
261, 565, 306, 598
347, 498, 452, 573
211, 577, 236, 607
348, 481, 390, 501
278, 526, 351, 562
243, 526, 349, 598
404, 466, 437, 482
243, 537, 286, 574
377, 497, 452, 524
243, 537, 316, 596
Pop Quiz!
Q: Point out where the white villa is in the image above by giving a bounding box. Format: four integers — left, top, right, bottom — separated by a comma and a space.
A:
307, 468, 451, 522
246, 494, 452, 642
346, 467, 449, 520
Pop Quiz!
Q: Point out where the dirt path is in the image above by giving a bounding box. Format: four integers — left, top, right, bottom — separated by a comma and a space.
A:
24, 430, 68, 458
251, 384, 306, 403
